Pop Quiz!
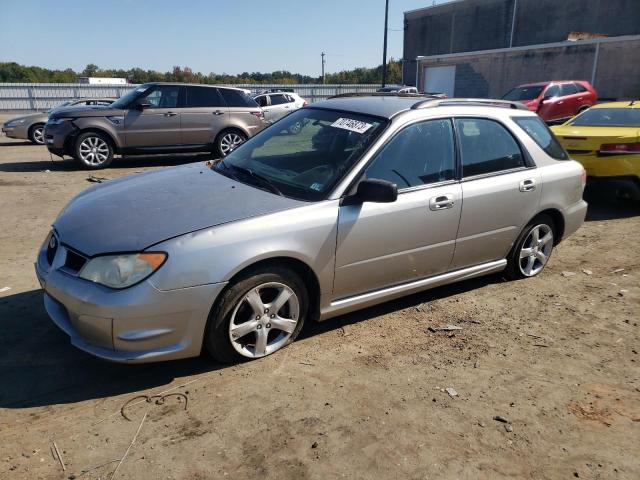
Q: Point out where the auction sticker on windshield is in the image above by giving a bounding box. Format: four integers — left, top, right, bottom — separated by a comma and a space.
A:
331, 118, 373, 134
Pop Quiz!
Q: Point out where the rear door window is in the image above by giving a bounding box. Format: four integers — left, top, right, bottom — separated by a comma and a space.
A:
455, 118, 526, 177
219, 89, 259, 108
270, 94, 290, 106
186, 86, 225, 108
560, 83, 578, 96
513, 117, 568, 160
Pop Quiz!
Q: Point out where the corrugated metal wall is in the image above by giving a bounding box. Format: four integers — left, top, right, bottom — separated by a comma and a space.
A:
0, 83, 381, 111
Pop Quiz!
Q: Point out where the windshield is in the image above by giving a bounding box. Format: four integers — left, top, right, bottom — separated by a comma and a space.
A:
214, 108, 387, 201
568, 108, 640, 127
502, 86, 545, 101
110, 85, 150, 109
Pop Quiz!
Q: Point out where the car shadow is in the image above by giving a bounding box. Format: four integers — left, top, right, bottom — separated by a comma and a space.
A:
0, 274, 502, 410
584, 186, 640, 221
0, 141, 32, 146
300, 273, 499, 340
0, 153, 213, 173
0, 289, 219, 409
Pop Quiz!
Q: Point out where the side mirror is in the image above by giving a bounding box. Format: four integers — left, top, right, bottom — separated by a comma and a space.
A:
344, 178, 398, 205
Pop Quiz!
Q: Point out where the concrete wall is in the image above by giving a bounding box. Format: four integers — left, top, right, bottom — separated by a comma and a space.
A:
415, 37, 640, 100
403, 0, 640, 83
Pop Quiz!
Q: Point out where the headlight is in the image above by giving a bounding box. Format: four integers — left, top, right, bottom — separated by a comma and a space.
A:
78, 252, 167, 289
47, 118, 72, 126
5, 118, 26, 127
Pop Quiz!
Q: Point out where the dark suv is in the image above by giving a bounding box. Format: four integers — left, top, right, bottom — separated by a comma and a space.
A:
44, 83, 267, 169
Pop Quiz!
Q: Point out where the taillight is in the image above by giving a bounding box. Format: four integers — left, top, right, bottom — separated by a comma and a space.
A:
251, 111, 265, 119
303, 100, 308, 107
580, 168, 587, 188
598, 142, 640, 154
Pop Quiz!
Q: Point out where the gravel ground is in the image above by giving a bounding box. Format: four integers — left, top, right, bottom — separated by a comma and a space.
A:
1, 113, 639, 479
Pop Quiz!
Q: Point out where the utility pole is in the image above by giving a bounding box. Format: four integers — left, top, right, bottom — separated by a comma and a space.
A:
321, 52, 326, 84
381, 0, 389, 87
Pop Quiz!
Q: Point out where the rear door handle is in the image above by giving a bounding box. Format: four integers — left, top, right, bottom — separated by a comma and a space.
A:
519, 178, 536, 192
213, 110, 225, 115
429, 194, 455, 211
164, 112, 178, 117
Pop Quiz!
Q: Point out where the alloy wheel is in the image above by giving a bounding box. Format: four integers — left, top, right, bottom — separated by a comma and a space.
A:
228, 282, 300, 358
32, 126, 44, 144
519, 224, 553, 277
79, 136, 109, 166
220, 132, 245, 156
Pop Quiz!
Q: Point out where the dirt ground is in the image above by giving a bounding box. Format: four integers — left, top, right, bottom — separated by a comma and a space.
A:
0, 112, 639, 480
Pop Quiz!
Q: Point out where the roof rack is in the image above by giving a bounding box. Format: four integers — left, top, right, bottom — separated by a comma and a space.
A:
328, 92, 444, 100
411, 98, 530, 111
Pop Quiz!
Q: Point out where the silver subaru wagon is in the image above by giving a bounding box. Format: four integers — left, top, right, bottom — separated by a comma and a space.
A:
35, 95, 587, 364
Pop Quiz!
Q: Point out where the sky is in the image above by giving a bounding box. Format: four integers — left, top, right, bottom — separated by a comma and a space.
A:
0, 0, 450, 76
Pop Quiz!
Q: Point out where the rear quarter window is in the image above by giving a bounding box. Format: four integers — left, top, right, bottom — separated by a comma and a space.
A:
219, 89, 259, 108
513, 116, 569, 160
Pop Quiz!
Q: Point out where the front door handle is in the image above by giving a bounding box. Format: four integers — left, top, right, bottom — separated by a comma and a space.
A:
519, 178, 536, 192
213, 110, 225, 115
429, 194, 455, 211
164, 112, 178, 117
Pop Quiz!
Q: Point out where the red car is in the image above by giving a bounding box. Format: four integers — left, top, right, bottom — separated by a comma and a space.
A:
502, 80, 598, 122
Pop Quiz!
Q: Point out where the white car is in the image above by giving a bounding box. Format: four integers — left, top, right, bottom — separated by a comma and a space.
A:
253, 91, 308, 124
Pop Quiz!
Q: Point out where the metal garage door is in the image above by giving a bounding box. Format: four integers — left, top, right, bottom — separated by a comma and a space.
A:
423, 65, 456, 97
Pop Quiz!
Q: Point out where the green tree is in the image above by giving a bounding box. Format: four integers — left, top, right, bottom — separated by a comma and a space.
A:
82, 63, 99, 77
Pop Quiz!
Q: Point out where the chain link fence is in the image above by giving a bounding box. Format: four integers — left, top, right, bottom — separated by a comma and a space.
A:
0, 83, 381, 111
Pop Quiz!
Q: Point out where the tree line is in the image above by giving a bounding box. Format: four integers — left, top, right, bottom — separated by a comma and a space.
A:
0, 60, 403, 85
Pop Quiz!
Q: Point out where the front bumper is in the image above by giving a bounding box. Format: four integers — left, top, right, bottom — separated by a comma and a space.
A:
35, 240, 226, 363
2, 124, 28, 140
44, 121, 77, 157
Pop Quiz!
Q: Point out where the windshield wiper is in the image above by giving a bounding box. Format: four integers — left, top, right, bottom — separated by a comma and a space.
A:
227, 164, 283, 196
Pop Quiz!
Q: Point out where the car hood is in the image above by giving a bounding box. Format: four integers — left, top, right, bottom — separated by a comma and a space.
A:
54, 162, 305, 256
49, 105, 124, 119
5, 112, 48, 124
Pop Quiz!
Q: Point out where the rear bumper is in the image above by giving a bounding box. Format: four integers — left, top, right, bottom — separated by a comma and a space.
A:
562, 199, 588, 239
587, 175, 640, 201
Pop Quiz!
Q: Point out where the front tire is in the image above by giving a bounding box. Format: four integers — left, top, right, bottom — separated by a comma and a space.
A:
505, 214, 555, 280
215, 130, 246, 158
205, 267, 308, 363
73, 132, 113, 169
28, 124, 45, 145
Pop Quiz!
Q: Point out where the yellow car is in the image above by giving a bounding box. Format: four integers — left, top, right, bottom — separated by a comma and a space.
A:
551, 101, 640, 201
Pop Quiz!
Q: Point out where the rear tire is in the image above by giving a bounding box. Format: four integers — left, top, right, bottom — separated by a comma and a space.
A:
215, 130, 246, 158
504, 214, 556, 280
73, 132, 113, 169
204, 266, 308, 363
28, 124, 45, 145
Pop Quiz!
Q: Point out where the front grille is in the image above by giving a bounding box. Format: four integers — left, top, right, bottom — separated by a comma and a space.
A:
46, 234, 58, 264
64, 249, 87, 274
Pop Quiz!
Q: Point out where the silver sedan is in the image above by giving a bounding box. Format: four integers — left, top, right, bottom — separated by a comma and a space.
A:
36, 95, 587, 363
2, 98, 115, 144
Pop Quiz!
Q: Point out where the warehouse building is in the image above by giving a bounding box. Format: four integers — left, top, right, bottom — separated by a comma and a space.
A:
402, 0, 640, 100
